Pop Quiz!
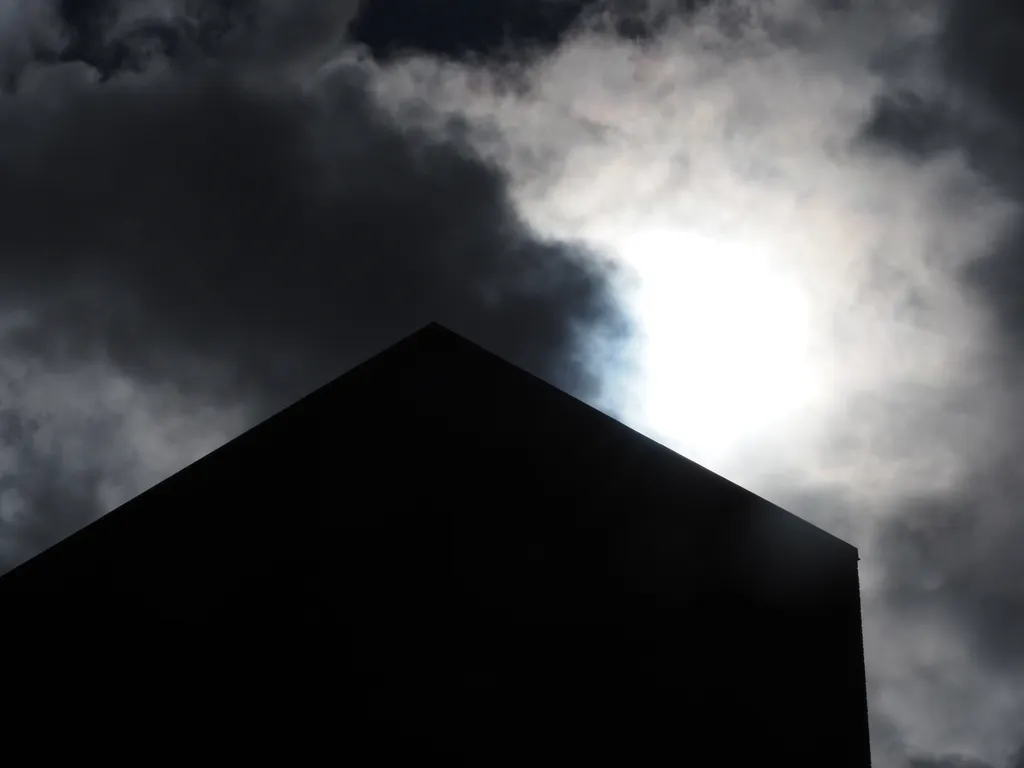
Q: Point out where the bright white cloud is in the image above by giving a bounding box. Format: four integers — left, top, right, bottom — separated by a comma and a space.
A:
607, 226, 818, 462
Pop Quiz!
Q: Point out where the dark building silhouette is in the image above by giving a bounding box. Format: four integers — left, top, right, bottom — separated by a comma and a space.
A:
0, 323, 870, 766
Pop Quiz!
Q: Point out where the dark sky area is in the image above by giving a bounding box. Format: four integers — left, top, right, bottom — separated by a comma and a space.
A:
1, 2, 1024, 767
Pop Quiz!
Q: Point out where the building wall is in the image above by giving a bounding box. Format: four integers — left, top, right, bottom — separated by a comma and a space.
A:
0, 329, 870, 765
302, 347, 871, 765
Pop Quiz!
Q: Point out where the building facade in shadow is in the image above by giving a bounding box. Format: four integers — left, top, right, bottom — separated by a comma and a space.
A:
0, 323, 870, 766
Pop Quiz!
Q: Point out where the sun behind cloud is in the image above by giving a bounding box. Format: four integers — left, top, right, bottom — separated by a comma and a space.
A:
611, 226, 819, 464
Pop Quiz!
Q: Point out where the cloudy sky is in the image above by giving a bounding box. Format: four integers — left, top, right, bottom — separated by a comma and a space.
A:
0, 1, 1023, 765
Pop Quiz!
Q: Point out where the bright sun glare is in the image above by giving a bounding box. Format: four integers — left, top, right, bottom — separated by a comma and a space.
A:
614, 228, 819, 465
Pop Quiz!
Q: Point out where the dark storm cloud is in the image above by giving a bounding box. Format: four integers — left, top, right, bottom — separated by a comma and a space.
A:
0, 1, 630, 567
0, 69, 624, 402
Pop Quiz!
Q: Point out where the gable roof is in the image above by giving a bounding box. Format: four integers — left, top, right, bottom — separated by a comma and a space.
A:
0, 321, 857, 601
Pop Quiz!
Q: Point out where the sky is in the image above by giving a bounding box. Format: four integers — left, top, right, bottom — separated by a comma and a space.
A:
0, 1, 1022, 766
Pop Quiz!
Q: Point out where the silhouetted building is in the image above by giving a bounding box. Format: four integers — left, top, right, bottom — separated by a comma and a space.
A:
0, 323, 870, 766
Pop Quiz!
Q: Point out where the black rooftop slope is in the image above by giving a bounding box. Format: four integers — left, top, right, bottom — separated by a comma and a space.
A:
0, 322, 871, 767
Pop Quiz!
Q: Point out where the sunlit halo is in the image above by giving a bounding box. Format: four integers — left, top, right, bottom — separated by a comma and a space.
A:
612, 228, 819, 465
